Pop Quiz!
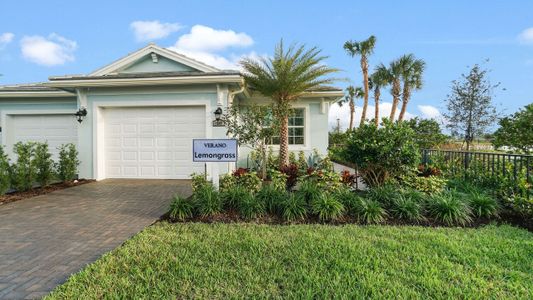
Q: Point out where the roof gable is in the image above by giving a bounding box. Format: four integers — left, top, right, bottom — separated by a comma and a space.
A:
89, 44, 219, 76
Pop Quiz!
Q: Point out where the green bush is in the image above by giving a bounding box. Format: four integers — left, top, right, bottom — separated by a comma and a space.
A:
169, 196, 194, 221
193, 185, 222, 217
280, 193, 307, 222
354, 198, 388, 224
34, 142, 55, 187
235, 172, 262, 193
0, 146, 10, 195
428, 191, 472, 226
302, 169, 343, 192
219, 174, 236, 194
191, 173, 210, 192
367, 184, 399, 208
401, 174, 447, 194
311, 193, 345, 221
338, 119, 420, 186
236, 191, 265, 220
267, 169, 287, 191
297, 179, 323, 204
332, 188, 363, 216
468, 190, 500, 218
222, 185, 250, 209
10, 142, 36, 191
256, 184, 286, 214
399, 187, 427, 203
390, 195, 425, 223
56, 143, 80, 182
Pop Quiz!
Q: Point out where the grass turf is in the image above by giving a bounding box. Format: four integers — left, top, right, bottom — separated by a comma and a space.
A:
47, 223, 533, 299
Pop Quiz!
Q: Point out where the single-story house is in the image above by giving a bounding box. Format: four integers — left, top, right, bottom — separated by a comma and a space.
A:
0, 44, 343, 180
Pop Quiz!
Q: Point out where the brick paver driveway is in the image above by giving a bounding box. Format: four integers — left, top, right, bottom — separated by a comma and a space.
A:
0, 179, 191, 299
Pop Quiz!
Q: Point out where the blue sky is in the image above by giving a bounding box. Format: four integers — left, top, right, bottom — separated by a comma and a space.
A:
1, 0, 532, 129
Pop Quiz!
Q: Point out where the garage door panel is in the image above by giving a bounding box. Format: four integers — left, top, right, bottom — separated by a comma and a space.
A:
104, 106, 205, 179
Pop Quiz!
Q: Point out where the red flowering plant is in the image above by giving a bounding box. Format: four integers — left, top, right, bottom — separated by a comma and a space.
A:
232, 167, 249, 177
280, 163, 300, 190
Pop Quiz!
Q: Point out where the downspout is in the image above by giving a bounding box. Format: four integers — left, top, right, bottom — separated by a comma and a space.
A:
227, 81, 246, 173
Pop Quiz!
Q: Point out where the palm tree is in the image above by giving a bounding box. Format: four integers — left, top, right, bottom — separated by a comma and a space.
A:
370, 64, 392, 125
343, 35, 376, 127
337, 86, 364, 130
240, 40, 339, 168
388, 59, 403, 122
398, 54, 425, 122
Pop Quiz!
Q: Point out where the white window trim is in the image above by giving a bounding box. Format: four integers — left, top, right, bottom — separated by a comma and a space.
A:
267, 104, 311, 151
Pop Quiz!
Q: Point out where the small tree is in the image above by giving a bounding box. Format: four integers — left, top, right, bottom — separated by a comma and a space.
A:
443, 63, 499, 150
223, 104, 277, 179
10, 142, 36, 191
56, 143, 80, 183
406, 118, 447, 150
493, 103, 533, 153
34, 142, 55, 187
0, 146, 11, 195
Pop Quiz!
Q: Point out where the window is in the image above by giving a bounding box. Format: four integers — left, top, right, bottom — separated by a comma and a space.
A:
270, 108, 305, 145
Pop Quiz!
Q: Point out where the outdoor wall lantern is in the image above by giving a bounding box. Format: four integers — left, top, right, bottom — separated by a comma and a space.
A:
214, 107, 223, 120
74, 107, 87, 123
212, 107, 224, 127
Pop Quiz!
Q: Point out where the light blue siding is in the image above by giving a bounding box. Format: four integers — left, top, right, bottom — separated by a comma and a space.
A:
119, 55, 198, 73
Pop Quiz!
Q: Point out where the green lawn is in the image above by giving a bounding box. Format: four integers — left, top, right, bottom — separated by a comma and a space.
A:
47, 223, 533, 299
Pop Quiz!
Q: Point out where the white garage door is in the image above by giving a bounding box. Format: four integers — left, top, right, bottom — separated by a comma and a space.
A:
103, 106, 206, 179
5, 114, 77, 159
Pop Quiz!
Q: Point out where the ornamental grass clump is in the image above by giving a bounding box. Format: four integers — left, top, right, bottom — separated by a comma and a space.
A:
236, 191, 265, 220
311, 193, 345, 221
468, 190, 500, 218
193, 185, 222, 217
280, 193, 307, 222
169, 195, 194, 221
355, 198, 388, 224
256, 183, 286, 214
367, 184, 399, 208
221, 185, 249, 210
428, 191, 472, 226
297, 179, 323, 204
390, 194, 425, 223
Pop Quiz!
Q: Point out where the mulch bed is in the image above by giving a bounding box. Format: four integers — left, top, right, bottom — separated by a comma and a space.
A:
161, 210, 532, 232
0, 179, 95, 206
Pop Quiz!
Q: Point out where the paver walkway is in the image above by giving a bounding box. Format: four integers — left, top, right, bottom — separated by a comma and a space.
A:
0, 179, 191, 299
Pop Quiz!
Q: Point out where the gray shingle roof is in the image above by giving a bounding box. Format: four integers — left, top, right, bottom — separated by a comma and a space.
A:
49, 71, 241, 81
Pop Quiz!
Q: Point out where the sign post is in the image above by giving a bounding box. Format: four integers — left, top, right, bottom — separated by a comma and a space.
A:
193, 139, 238, 189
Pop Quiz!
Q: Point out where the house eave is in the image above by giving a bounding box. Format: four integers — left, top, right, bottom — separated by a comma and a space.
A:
45, 75, 244, 88
0, 91, 75, 98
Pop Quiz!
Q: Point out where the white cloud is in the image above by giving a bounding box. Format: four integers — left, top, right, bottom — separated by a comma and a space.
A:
0, 32, 14, 48
168, 25, 256, 70
174, 25, 253, 52
417, 105, 441, 119
20, 33, 77, 66
328, 102, 416, 130
130, 20, 182, 42
518, 27, 533, 44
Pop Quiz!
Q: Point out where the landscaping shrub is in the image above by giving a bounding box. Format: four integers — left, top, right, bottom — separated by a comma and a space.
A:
468, 190, 500, 218
311, 193, 345, 221
296, 179, 323, 204
399, 187, 427, 203
332, 188, 363, 216
191, 173, 210, 192
169, 195, 194, 221
193, 185, 222, 217
354, 198, 388, 224
280, 193, 307, 222
303, 169, 343, 192
401, 174, 447, 194
221, 185, 250, 209
428, 191, 472, 226
34, 142, 55, 187
280, 163, 299, 190
56, 143, 80, 183
297, 151, 307, 171
236, 191, 265, 220
234, 171, 262, 193
390, 195, 425, 223
0, 146, 10, 195
256, 183, 286, 214
338, 119, 420, 186
219, 174, 236, 194
267, 169, 287, 191
10, 142, 36, 191
367, 184, 399, 208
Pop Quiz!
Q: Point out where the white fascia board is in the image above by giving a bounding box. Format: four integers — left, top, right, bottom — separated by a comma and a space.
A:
0, 91, 75, 98
44, 75, 244, 88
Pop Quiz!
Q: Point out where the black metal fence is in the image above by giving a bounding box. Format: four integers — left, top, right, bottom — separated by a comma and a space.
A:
422, 149, 532, 199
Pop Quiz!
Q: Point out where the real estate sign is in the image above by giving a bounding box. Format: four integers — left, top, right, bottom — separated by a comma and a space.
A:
193, 139, 238, 162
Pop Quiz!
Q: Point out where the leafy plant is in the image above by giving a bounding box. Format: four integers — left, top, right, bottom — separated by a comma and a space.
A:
296, 179, 323, 204
354, 198, 388, 224
280, 193, 307, 222
401, 174, 447, 194
428, 191, 472, 226
10, 142, 36, 191
0, 146, 11, 195
332, 188, 363, 216
256, 183, 286, 214
297, 151, 308, 171
301, 169, 343, 192
311, 193, 345, 221
56, 143, 80, 183
267, 169, 287, 191
280, 163, 300, 190
219, 174, 236, 194
34, 142, 55, 187
390, 195, 425, 223
169, 196, 194, 221
193, 185, 222, 217
493, 103, 533, 154
236, 191, 265, 220
221, 185, 250, 210
468, 190, 500, 218
367, 184, 399, 208
234, 171, 262, 193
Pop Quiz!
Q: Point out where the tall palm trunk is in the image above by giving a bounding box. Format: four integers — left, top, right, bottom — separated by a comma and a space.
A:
374, 87, 380, 126
360, 57, 369, 127
278, 114, 289, 168
389, 79, 401, 121
349, 101, 355, 130
398, 84, 411, 122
